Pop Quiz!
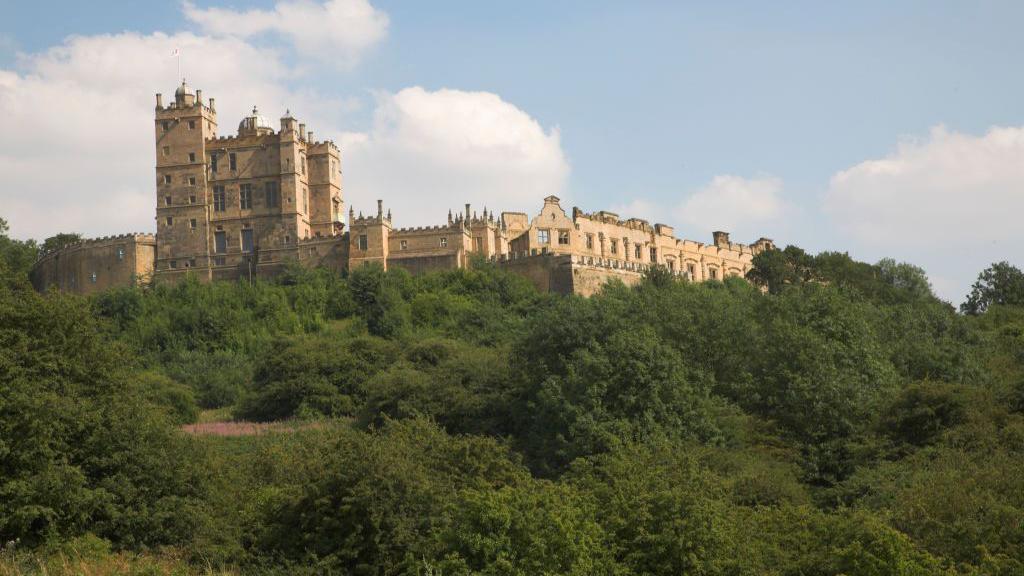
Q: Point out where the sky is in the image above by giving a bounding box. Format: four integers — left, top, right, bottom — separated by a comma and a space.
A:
1, 0, 1022, 304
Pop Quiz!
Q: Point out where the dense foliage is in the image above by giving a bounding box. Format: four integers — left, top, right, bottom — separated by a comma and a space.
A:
2, 222, 1024, 575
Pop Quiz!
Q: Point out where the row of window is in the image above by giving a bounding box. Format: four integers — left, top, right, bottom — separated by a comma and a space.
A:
161, 147, 198, 163
357, 236, 453, 252
162, 174, 197, 186
213, 229, 254, 254
164, 216, 198, 230
210, 153, 306, 175
164, 194, 199, 206
161, 120, 197, 131
536, 229, 571, 245
212, 181, 281, 212
537, 229, 669, 263
210, 152, 237, 173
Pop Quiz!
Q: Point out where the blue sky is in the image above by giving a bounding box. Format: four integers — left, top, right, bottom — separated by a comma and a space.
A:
2, 1, 1023, 303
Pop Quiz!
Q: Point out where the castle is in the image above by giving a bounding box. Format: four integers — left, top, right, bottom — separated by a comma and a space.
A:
30, 82, 775, 296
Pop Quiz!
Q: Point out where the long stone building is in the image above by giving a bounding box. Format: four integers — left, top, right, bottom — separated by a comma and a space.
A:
30, 82, 775, 296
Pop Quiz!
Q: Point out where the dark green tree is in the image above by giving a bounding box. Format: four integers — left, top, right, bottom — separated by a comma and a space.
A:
962, 261, 1024, 315
0, 217, 38, 288
746, 245, 814, 294
39, 232, 83, 254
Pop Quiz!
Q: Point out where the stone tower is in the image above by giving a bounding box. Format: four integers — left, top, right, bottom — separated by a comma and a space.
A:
154, 79, 218, 279
152, 82, 344, 284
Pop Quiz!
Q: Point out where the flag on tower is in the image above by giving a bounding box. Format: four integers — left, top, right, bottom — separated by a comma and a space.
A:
171, 48, 180, 57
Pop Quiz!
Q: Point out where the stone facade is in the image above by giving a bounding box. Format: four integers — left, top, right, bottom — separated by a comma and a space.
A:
506, 195, 774, 283
29, 83, 776, 297
30, 234, 155, 295
153, 80, 342, 284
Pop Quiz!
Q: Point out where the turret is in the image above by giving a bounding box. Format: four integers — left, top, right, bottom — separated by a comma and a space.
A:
712, 231, 731, 248
174, 79, 195, 107
154, 81, 217, 279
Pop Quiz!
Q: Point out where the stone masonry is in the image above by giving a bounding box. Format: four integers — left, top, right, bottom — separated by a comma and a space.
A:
30, 83, 775, 296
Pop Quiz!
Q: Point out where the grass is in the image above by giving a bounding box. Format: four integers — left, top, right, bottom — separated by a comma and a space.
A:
0, 536, 235, 576
196, 408, 234, 424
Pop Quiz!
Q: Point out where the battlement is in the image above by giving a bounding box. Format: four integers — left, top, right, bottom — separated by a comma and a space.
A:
307, 140, 339, 153
393, 224, 464, 234
31, 85, 779, 297
36, 233, 156, 262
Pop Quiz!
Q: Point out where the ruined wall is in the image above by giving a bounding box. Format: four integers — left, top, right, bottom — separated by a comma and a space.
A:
299, 234, 349, 274
31, 234, 155, 295
496, 252, 574, 295
388, 254, 462, 275
567, 258, 648, 297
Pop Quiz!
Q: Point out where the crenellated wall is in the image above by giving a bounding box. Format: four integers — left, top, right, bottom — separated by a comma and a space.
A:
30, 234, 156, 295
29, 85, 777, 298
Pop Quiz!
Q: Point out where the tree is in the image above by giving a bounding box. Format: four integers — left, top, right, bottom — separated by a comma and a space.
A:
0, 288, 208, 547
40, 232, 83, 255
877, 258, 934, 302
962, 261, 1024, 315
0, 217, 38, 288
348, 263, 409, 338
746, 245, 814, 294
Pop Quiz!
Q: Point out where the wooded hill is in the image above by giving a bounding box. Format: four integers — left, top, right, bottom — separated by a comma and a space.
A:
2, 216, 1023, 575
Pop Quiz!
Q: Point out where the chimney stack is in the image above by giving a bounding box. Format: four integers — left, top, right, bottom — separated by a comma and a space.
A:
155, 93, 163, 108
209, 97, 215, 111
299, 123, 306, 140
195, 89, 202, 105
377, 199, 383, 217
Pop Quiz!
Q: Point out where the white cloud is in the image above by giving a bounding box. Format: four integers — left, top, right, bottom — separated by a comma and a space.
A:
824, 125, 1024, 302
674, 175, 786, 238
0, 23, 568, 243
341, 86, 570, 224
183, 0, 388, 68
0, 31, 350, 240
